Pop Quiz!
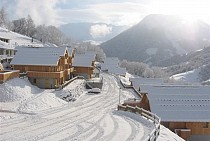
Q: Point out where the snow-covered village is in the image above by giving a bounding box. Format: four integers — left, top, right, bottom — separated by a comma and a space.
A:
0, 1, 210, 141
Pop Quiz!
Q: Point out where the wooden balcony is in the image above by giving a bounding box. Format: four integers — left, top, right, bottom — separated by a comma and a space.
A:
0, 70, 19, 83
27, 71, 64, 79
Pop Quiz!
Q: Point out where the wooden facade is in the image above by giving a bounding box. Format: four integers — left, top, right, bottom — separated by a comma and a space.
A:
162, 122, 210, 140
72, 57, 95, 79
11, 48, 74, 89
73, 66, 94, 79
0, 70, 20, 84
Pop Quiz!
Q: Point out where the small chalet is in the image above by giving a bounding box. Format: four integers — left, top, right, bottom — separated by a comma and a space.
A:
139, 85, 210, 140
101, 57, 126, 75
10, 47, 74, 89
130, 77, 164, 91
72, 52, 96, 79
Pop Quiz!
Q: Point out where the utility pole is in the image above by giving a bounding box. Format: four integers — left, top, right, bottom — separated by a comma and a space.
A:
119, 88, 121, 104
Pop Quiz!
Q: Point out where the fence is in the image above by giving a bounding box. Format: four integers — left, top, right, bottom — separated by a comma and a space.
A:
118, 104, 161, 141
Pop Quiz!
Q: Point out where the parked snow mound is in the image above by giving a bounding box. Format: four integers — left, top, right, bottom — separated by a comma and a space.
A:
0, 78, 41, 102
17, 92, 67, 112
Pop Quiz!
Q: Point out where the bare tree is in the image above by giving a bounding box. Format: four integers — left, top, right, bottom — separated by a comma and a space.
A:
26, 15, 36, 37
12, 18, 27, 35
0, 7, 7, 27
120, 59, 166, 78
75, 42, 106, 62
199, 64, 210, 81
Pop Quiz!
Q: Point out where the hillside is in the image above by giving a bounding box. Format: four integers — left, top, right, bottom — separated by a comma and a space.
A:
101, 14, 210, 66
0, 27, 56, 48
59, 22, 128, 42
166, 46, 210, 74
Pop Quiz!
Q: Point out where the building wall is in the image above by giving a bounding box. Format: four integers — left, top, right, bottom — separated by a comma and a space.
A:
73, 66, 93, 79
29, 77, 57, 89
140, 94, 150, 111
161, 121, 210, 140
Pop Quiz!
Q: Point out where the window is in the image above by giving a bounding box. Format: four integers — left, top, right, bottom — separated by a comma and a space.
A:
33, 78, 36, 84
203, 122, 209, 128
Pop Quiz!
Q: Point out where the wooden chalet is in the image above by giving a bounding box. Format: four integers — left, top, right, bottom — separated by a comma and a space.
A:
139, 85, 210, 140
10, 47, 74, 89
72, 52, 96, 79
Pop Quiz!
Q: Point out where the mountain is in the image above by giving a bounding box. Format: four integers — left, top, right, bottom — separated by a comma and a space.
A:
100, 14, 210, 66
166, 46, 210, 75
59, 22, 128, 42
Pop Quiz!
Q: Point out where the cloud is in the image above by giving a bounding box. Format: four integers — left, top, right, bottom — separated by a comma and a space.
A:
58, 2, 149, 26
90, 24, 112, 38
14, 0, 65, 26
1, 0, 149, 26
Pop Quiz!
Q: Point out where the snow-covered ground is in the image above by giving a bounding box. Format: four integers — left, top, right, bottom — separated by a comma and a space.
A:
0, 27, 56, 48
0, 73, 183, 141
170, 68, 201, 84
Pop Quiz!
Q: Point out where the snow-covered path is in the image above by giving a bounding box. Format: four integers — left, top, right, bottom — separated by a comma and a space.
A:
0, 73, 154, 141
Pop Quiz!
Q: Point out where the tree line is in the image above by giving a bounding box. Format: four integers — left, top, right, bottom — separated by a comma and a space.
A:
120, 59, 166, 78
0, 7, 71, 46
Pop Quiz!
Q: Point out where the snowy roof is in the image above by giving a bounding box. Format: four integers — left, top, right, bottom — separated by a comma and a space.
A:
144, 85, 210, 122
109, 67, 127, 75
101, 57, 126, 75
11, 47, 68, 66
130, 77, 164, 90
101, 57, 119, 69
73, 52, 96, 67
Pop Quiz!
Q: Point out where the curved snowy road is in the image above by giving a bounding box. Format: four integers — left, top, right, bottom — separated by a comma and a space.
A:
0, 73, 154, 141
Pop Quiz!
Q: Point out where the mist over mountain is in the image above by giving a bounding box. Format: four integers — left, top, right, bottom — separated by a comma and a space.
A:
59, 22, 128, 42
101, 14, 210, 66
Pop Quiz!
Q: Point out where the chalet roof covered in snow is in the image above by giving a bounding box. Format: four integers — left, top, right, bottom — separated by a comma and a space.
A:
101, 57, 119, 70
144, 85, 210, 122
101, 57, 126, 75
73, 52, 96, 67
130, 78, 164, 90
11, 47, 68, 66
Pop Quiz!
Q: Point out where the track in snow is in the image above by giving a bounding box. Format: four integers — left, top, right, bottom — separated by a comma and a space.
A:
0, 73, 154, 141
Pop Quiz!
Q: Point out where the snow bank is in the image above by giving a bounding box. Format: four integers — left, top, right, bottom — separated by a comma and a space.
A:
0, 78, 67, 113
157, 125, 184, 141
0, 78, 41, 102
17, 92, 67, 112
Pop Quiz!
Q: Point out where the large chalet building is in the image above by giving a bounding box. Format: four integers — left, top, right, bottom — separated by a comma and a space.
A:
10, 47, 75, 88
138, 85, 210, 141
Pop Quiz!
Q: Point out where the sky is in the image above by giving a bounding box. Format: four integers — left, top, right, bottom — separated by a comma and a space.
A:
1, 0, 210, 27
